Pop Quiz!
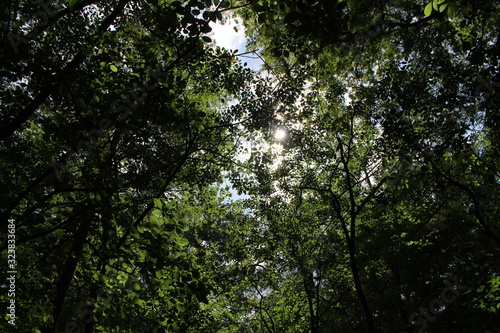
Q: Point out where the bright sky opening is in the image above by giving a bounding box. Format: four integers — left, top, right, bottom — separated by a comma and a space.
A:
275, 128, 286, 140
210, 16, 263, 71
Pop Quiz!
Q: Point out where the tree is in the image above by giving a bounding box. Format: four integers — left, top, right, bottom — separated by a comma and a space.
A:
221, 0, 500, 331
2, 0, 500, 332
1, 0, 253, 331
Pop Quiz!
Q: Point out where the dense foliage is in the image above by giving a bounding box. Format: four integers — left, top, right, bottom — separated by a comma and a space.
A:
1, 0, 499, 332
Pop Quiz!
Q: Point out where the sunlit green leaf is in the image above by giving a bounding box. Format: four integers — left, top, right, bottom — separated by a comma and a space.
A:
424, 2, 433, 16
153, 198, 163, 209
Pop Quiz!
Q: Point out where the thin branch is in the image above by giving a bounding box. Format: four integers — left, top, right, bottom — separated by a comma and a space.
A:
355, 176, 388, 217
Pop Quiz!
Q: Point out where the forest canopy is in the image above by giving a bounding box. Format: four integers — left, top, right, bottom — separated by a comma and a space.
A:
0, 0, 499, 332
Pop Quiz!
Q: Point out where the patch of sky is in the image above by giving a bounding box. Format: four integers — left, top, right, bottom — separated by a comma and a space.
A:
209, 15, 263, 71
209, 13, 265, 201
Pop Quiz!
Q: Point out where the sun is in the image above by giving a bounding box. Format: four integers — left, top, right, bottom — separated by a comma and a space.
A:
274, 128, 286, 140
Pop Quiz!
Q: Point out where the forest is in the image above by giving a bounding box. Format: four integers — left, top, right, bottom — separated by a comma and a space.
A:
0, 0, 499, 332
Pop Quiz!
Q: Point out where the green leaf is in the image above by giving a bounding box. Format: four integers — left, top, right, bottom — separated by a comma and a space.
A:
439, 3, 448, 12
447, 3, 457, 17
171, 0, 182, 7
201, 24, 212, 33
424, 2, 433, 16
202, 11, 213, 20
110, 64, 118, 72
220, 0, 230, 8
150, 215, 160, 224
201, 36, 212, 43
69, 0, 78, 10
253, 4, 266, 12
152, 209, 162, 216
177, 237, 189, 247
153, 198, 163, 209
